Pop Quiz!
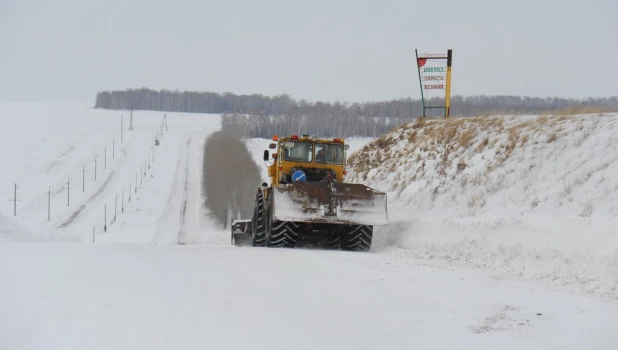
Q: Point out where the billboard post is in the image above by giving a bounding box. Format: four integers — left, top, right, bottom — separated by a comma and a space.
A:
415, 49, 453, 118
445, 49, 453, 117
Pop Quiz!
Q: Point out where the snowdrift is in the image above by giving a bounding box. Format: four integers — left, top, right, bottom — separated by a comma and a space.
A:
348, 113, 618, 298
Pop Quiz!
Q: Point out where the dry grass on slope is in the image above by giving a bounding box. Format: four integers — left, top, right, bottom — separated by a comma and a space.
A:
347, 112, 617, 214
351, 113, 607, 177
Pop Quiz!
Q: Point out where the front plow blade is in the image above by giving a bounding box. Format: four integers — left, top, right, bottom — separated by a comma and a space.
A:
272, 182, 388, 226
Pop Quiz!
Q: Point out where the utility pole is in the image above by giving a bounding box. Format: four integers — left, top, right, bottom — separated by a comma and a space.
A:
129, 107, 134, 131
140, 166, 143, 184
48, 186, 51, 221
135, 173, 138, 192
9, 184, 20, 216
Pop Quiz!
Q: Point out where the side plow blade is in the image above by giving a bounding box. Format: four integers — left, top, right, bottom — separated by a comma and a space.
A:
272, 182, 388, 226
231, 219, 252, 246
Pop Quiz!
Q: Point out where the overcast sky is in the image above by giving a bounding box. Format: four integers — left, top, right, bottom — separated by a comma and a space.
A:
1, 0, 616, 103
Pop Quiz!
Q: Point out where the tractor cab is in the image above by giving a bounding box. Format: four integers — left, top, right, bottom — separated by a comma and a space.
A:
265, 135, 350, 186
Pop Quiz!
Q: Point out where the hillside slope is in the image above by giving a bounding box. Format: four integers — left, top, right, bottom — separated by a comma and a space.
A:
0, 102, 221, 244
348, 113, 618, 299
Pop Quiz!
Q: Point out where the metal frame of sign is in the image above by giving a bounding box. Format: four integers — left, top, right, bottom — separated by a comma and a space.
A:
415, 49, 453, 118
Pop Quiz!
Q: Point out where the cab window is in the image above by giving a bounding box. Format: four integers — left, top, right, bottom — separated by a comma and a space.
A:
314, 143, 344, 164
282, 141, 313, 162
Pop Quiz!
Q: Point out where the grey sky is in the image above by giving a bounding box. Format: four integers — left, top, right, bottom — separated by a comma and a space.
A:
1, 0, 616, 103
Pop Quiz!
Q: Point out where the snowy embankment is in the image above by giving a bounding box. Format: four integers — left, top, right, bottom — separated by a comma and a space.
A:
348, 113, 618, 299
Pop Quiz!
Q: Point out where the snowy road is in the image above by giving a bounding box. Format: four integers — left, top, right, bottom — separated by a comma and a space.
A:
2, 242, 617, 349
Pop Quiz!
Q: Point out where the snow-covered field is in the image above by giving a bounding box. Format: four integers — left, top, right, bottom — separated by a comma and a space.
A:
1, 103, 617, 349
0, 102, 220, 244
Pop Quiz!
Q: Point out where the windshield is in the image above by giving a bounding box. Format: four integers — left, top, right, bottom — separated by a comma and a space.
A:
314, 143, 344, 164
282, 141, 313, 162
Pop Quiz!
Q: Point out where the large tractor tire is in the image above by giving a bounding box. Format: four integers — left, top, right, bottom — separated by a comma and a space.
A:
268, 221, 299, 248
324, 233, 342, 250
252, 192, 267, 247
342, 225, 373, 252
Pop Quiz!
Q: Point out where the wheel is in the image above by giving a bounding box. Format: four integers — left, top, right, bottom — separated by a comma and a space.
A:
268, 221, 299, 248
252, 192, 267, 247
341, 225, 373, 252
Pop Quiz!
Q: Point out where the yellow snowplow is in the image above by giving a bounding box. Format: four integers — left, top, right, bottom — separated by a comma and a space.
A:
231, 134, 388, 251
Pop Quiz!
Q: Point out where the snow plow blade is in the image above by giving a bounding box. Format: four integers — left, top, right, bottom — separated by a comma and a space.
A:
231, 219, 252, 246
272, 182, 388, 226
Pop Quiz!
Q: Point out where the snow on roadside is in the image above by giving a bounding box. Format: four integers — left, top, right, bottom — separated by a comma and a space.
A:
348, 113, 618, 299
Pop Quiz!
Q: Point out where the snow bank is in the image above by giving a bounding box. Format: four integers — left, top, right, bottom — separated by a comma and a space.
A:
348, 113, 618, 298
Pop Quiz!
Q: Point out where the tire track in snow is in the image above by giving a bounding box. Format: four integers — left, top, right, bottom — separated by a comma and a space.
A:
152, 136, 191, 245
46, 144, 77, 173
178, 138, 191, 245
152, 132, 205, 245
57, 170, 116, 229
152, 138, 184, 244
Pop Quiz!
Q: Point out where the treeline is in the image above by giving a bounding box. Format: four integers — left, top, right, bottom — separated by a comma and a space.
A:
219, 113, 405, 138
96, 88, 296, 115
202, 129, 262, 228
95, 88, 618, 137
